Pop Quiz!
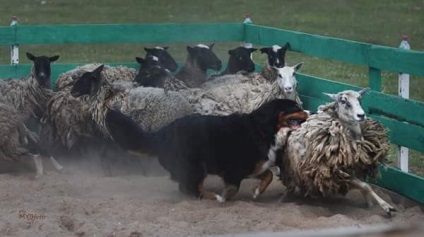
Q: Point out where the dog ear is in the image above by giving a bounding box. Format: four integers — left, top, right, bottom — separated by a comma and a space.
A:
277, 112, 287, 130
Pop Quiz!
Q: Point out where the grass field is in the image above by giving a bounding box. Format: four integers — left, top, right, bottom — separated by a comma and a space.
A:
0, 0, 423, 175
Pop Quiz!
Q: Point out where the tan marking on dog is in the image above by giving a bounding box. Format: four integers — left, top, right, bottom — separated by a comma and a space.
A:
253, 169, 274, 199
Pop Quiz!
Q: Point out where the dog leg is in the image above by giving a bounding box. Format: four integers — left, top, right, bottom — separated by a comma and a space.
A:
198, 181, 221, 201
350, 178, 396, 216
253, 169, 273, 199
218, 180, 241, 204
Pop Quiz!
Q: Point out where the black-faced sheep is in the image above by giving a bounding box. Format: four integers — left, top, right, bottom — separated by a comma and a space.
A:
0, 52, 59, 122
213, 46, 257, 76
143, 46, 178, 72
260, 43, 290, 82
69, 65, 193, 135
134, 55, 188, 93
277, 89, 395, 215
175, 44, 222, 88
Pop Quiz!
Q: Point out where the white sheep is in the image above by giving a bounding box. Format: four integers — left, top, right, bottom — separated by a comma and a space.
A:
276, 89, 395, 215
180, 62, 304, 115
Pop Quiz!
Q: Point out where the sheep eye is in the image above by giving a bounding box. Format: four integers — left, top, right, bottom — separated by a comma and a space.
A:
340, 100, 346, 105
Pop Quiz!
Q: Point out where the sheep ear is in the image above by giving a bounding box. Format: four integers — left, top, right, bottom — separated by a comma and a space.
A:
92, 65, 104, 78
260, 47, 270, 54
49, 55, 60, 62
163, 46, 169, 51
293, 62, 304, 72
135, 57, 145, 64
282, 42, 291, 50
228, 49, 235, 55
187, 46, 195, 54
250, 48, 258, 53
324, 92, 338, 101
144, 47, 152, 53
209, 43, 215, 49
26, 52, 36, 61
358, 88, 370, 96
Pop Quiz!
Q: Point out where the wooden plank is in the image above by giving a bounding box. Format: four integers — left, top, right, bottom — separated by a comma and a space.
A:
296, 73, 361, 99
362, 91, 424, 128
369, 115, 424, 152
14, 23, 243, 45
245, 24, 424, 77
368, 67, 381, 91
374, 165, 424, 205
0, 63, 139, 84
370, 45, 424, 77
296, 73, 424, 128
0, 27, 15, 45
244, 24, 371, 65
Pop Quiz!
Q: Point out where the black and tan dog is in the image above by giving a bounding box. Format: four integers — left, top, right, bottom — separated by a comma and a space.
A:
105, 99, 308, 203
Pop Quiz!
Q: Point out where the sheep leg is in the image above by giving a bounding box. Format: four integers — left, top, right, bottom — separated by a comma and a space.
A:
49, 156, 65, 172
32, 154, 43, 179
350, 178, 396, 215
253, 169, 273, 199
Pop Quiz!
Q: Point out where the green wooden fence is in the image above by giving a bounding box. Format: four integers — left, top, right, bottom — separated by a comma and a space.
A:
1, 22, 423, 204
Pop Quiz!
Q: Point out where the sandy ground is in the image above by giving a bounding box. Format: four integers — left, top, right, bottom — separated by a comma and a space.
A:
0, 156, 423, 237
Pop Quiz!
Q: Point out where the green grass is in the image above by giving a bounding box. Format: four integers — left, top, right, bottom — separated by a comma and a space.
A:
0, 0, 423, 175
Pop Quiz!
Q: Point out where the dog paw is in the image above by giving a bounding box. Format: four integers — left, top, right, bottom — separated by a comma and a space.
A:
252, 187, 260, 199
215, 195, 225, 204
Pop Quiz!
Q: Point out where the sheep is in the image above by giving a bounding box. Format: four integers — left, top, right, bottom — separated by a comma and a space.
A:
180, 62, 304, 115
174, 44, 222, 88
260, 43, 290, 82
143, 46, 178, 72
69, 64, 193, 135
0, 52, 59, 122
210, 45, 257, 77
0, 52, 65, 177
276, 88, 395, 215
0, 101, 64, 178
133, 55, 189, 93
43, 63, 136, 152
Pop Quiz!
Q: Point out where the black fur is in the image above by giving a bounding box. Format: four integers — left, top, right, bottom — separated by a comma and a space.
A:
106, 99, 304, 198
260, 43, 290, 68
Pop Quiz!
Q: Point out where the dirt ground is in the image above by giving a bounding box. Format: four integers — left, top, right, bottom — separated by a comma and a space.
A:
0, 156, 423, 237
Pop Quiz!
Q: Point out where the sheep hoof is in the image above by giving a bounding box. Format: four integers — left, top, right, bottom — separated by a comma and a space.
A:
34, 174, 43, 180
382, 203, 397, 216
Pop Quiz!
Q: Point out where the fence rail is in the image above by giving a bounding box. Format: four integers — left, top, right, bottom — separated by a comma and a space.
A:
0, 22, 423, 204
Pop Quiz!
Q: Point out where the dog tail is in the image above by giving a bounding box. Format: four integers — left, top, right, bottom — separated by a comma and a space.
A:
105, 108, 155, 156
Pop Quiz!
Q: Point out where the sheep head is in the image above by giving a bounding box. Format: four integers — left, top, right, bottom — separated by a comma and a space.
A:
274, 62, 303, 98
324, 88, 369, 138
144, 46, 178, 72
26, 52, 60, 89
70, 64, 104, 98
260, 42, 290, 68
226, 46, 257, 74
186, 44, 222, 72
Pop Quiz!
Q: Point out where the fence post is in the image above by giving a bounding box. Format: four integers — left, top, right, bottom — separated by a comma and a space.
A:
243, 14, 253, 48
10, 16, 19, 71
398, 35, 410, 173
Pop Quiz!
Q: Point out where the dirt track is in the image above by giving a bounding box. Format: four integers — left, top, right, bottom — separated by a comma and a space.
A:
0, 158, 423, 237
